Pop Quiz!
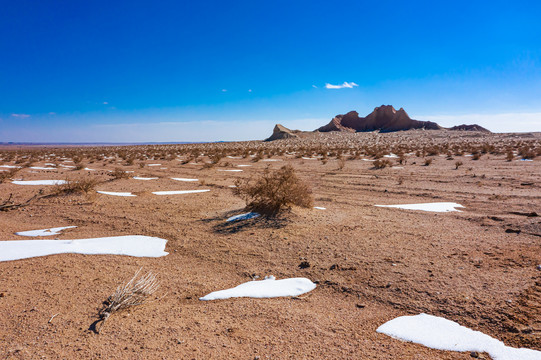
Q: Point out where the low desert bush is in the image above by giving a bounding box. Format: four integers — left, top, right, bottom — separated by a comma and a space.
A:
373, 159, 391, 169
111, 167, 130, 180
423, 158, 433, 166
51, 177, 100, 196
233, 165, 313, 215
455, 161, 463, 170
96, 269, 160, 333
0, 168, 19, 183
506, 151, 514, 162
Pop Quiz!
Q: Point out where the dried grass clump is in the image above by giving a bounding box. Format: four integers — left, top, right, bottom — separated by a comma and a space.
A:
0, 168, 20, 183
234, 165, 313, 216
51, 177, 100, 196
95, 269, 160, 333
373, 159, 391, 169
111, 167, 130, 180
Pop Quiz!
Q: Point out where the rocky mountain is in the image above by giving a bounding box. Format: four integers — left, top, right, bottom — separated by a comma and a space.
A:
317, 105, 442, 133
449, 124, 491, 132
265, 124, 300, 141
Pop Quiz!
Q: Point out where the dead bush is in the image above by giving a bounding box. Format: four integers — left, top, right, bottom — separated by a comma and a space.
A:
373, 159, 391, 169
0, 168, 20, 183
233, 165, 313, 215
94, 269, 160, 333
51, 177, 100, 196
111, 167, 130, 180
455, 161, 463, 170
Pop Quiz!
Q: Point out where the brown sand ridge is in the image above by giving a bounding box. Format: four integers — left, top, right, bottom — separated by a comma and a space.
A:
0, 130, 540, 359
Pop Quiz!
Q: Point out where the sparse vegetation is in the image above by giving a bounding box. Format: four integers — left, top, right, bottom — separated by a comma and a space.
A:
234, 165, 313, 215
373, 159, 391, 169
94, 269, 160, 333
455, 161, 463, 170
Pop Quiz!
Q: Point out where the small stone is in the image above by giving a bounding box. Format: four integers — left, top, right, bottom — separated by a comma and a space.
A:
470, 351, 479, 358
536, 264, 541, 271
299, 261, 310, 269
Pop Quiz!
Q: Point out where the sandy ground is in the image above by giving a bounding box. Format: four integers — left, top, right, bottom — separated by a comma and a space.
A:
0, 132, 540, 359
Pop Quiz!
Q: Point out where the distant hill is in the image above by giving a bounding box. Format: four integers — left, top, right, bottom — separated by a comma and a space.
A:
448, 124, 490, 132
264, 105, 493, 141
317, 105, 442, 133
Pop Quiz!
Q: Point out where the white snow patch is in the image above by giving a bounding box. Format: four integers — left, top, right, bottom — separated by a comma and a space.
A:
0, 235, 168, 262
0, 165, 21, 168
314, 207, 326, 210
29, 167, 57, 170
375, 202, 464, 212
84, 167, 95, 171
518, 159, 533, 162
148, 163, 161, 166
16, 226, 77, 237
236, 164, 252, 167
12, 180, 67, 186
362, 159, 376, 162
133, 176, 158, 180
392, 166, 404, 169
227, 156, 242, 159
262, 159, 282, 162
218, 169, 243, 172
59, 164, 75, 168
302, 157, 317, 160
384, 153, 399, 158
152, 189, 210, 195
377, 313, 541, 360
226, 212, 260, 222
97, 191, 136, 197
200, 276, 316, 300
171, 177, 198, 182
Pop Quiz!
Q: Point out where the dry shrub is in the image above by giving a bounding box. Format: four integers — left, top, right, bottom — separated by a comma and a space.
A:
373, 159, 391, 169
423, 158, 433, 166
111, 167, 130, 180
95, 269, 160, 333
0, 168, 20, 183
51, 177, 100, 196
506, 151, 514, 162
455, 161, 463, 170
234, 165, 313, 215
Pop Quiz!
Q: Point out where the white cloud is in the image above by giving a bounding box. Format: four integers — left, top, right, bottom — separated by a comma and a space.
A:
325, 82, 358, 89
221, 89, 227, 92
11, 113, 30, 118
103, 101, 108, 105
421, 112, 541, 133
248, 89, 252, 92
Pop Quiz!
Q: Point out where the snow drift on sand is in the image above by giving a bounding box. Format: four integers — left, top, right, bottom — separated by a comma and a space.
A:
12, 180, 67, 186
375, 202, 464, 212
0, 235, 168, 262
16, 226, 77, 237
200, 276, 316, 300
377, 313, 541, 360
97, 191, 136, 197
226, 212, 260, 222
133, 176, 158, 180
171, 177, 198, 182
152, 189, 210, 195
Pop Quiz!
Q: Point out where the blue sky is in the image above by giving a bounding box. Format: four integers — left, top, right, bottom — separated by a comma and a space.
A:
1, 0, 540, 142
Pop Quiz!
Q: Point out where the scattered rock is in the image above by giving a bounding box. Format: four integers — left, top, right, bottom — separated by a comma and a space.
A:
299, 261, 310, 269
505, 228, 521, 234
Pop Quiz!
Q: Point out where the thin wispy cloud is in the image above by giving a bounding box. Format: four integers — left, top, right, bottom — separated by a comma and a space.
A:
325, 82, 358, 89
11, 113, 30, 118
221, 89, 227, 92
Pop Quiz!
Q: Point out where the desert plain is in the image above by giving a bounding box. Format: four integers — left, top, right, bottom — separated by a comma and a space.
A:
0, 130, 540, 359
